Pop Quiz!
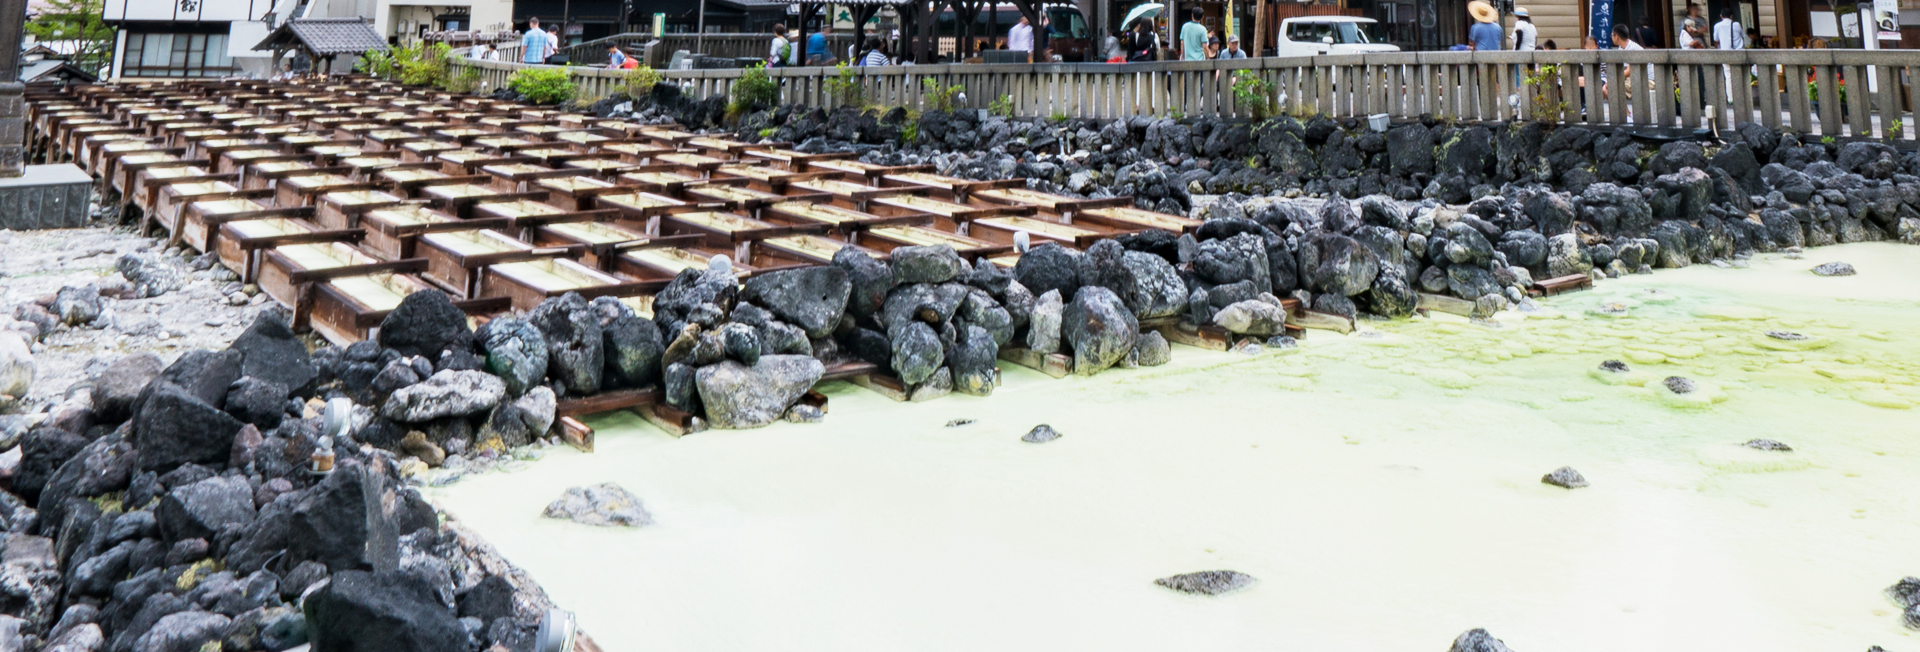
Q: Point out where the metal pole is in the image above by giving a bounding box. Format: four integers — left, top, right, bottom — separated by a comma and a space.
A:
0, 0, 28, 177
696, 0, 706, 51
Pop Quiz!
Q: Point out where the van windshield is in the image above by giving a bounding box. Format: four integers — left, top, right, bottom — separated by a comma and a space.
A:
1287, 21, 1378, 44
1047, 9, 1088, 38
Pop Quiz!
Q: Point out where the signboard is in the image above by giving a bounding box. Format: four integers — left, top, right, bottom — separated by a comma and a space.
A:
1874, 0, 1900, 39
653, 13, 665, 37
1590, 0, 1613, 47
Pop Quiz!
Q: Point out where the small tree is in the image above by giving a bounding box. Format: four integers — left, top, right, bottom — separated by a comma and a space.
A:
25, 0, 115, 76
508, 68, 577, 105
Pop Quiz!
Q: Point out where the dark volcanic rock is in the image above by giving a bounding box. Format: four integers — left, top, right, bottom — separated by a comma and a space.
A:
1154, 570, 1255, 595
1062, 286, 1138, 376
889, 322, 944, 386
1301, 233, 1380, 297
1014, 244, 1082, 300
134, 382, 245, 471
303, 570, 467, 652
889, 245, 965, 285
1541, 466, 1589, 489
1449, 628, 1516, 652
695, 356, 825, 429
159, 349, 243, 410
602, 315, 664, 388
92, 354, 164, 424
222, 377, 289, 429
377, 291, 472, 360
528, 293, 604, 395
947, 324, 999, 396
742, 267, 851, 338
16, 426, 87, 502
156, 476, 256, 541
833, 245, 896, 321
480, 317, 548, 396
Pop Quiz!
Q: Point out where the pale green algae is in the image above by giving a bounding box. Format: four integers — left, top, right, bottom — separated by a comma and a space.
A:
430, 243, 1920, 652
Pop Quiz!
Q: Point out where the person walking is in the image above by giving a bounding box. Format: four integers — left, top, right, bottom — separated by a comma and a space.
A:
1178, 6, 1208, 60
1008, 14, 1035, 61
1467, 2, 1502, 51
521, 17, 555, 64
806, 23, 832, 66
1511, 7, 1537, 50
769, 23, 791, 67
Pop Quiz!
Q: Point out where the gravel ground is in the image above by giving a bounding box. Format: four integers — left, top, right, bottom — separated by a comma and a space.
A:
0, 226, 288, 406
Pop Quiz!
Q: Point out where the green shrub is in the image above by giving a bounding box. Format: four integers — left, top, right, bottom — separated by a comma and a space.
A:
508, 67, 577, 105
901, 120, 919, 143
622, 65, 663, 98
826, 62, 865, 107
397, 42, 452, 87
727, 63, 779, 122
922, 78, 963, 113
1230, 69, 1273, 120
988, 94, 1015, 118
357, 48, 396, 79
443, 66, 482, 94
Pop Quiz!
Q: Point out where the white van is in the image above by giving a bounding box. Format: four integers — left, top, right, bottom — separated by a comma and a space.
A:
1273, 17, 1400, 56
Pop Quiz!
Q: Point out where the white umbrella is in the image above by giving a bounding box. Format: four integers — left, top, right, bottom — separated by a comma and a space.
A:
1123, 3, 1164, 29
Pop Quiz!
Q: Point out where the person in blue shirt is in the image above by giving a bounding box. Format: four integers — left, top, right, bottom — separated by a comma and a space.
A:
522, 17, 554, 64
1466, 1, 1502, 51
806, 24, 832, 65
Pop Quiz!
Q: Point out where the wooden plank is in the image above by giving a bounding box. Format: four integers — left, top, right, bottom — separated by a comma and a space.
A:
1139, 317, 1230, 351
1530, 272, 1595, 296
1416, 292, 1475, 317
997, 347, 1070, 378
554, 386, 660, 418
558, 416, 593, 452
638, 403, 701, 437
1293, 310, 1355, 334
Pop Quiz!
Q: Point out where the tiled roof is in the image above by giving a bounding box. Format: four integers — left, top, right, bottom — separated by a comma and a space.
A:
255, 18, 390, 56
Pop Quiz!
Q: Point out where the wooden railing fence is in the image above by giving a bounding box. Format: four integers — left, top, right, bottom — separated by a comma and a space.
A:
454, 50, 1920, 139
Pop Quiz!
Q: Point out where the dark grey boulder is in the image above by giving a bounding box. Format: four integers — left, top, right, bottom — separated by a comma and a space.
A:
889, 322, 944, 385
158, 349, 243, 411
1021, 425, 1061, 443
1302, 233, 1380, 297
1449, 628, 1516, 652
741, 266, 851, 338
1154, 570, 1255, 595
229, 313, 315, 396
1119, 251, 1187, 319
480, 317, 547, 396
1541, 466, 1588, 489
947, 324, 998, 397
694, 356, 826, 429
376, 291, 471, 360
157, 476, 256, 542
16, 426, 87, 502
832, 246, 895, 320
131, 610, 231, 652
92, 354, 163, 424
222, 377, 289, 429
528, 293, 604, 395
602, 314, 663, 388
1812, 261, 1856, 276
956, 288, 1014, 347
1133, 331, 1171, 366
1063, 286, 1138, 376
133, 382, 245, 471
889, 244, 965, 284
303, 570, 467, 652
1013, 244, 1081, 300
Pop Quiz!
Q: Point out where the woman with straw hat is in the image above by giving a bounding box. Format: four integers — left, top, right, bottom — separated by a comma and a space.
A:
1467, 1, 1503, 51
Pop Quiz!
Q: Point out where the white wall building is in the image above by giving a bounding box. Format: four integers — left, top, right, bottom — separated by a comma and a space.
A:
101, 0, 513, 79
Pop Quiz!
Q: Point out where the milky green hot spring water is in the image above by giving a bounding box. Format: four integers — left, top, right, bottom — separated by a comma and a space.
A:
431, 243, 1920, 652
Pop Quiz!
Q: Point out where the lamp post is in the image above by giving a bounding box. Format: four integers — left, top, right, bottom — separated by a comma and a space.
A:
0, 0, 31, 177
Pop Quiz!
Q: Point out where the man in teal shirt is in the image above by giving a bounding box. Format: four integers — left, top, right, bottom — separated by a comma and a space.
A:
1179, 7, 1209, 60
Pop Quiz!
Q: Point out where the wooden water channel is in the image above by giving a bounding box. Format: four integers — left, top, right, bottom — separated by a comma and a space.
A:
459, 49, 1920, 139
31, 76, 1338, 441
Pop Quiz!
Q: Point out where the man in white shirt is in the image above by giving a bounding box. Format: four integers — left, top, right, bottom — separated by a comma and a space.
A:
1008, 15, 1034, 61
770, 23, 790, 67
1713, 9, 1745, 48
1510, 7, 1537, 50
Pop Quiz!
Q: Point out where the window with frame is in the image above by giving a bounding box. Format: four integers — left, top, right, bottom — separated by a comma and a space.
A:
121, 32, 236, 78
